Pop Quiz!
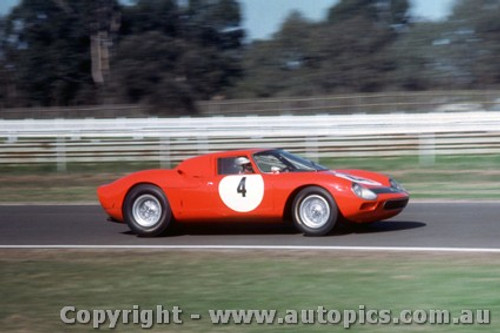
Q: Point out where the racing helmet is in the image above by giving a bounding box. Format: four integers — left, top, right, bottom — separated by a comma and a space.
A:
235, 156, 251, 166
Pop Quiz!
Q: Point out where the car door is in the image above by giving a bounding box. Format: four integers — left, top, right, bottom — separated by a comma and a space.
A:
174, 155, 221, 220
213, 155, 275, 219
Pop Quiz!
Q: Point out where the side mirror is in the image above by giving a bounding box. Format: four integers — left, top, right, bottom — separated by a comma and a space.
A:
271, 166, 281, 174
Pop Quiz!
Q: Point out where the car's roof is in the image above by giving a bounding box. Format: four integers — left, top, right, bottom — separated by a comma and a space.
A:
186, 148, 273, 160
176, 148, 272, 167
175, 149, 274, 175
209, 148, 270, 157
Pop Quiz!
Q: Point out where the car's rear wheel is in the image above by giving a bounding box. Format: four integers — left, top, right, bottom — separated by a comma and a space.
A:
123, 184, 172, 237
292, 186, 338, 236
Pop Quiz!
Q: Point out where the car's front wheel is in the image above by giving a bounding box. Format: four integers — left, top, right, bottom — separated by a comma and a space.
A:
292, 186, 338, 236
123, 184, 172, 237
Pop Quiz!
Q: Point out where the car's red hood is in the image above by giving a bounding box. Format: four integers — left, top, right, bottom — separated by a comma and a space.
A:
330, 169, 391, 188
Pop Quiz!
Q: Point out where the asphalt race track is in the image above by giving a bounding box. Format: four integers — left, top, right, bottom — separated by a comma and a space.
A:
0, 202, 499, 248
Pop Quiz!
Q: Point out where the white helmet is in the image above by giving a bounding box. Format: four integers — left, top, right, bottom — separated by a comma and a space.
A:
235, 156, 251, 166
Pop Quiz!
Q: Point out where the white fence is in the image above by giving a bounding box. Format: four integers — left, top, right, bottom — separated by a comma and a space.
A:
1, 111, 500, 170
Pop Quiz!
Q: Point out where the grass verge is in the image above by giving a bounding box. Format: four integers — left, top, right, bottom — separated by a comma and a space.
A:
1, 250, 498, 332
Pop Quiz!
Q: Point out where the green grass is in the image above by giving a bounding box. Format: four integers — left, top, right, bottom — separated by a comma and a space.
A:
324, 154, 500, 172
0, 154, 499, 202
1, 250, 499, 332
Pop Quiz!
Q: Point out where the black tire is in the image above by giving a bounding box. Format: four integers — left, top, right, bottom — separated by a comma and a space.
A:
123, 184, 172, 237
292, 186, 338, 236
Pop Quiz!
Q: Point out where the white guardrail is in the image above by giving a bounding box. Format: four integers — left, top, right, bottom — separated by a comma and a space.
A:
1, 111, 500, 170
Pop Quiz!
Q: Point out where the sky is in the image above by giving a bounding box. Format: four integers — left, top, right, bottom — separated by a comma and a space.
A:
243, 0, 456, 39
0, 0, 456, 40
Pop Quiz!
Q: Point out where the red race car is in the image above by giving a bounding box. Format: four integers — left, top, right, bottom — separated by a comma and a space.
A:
97, 149, 409, 236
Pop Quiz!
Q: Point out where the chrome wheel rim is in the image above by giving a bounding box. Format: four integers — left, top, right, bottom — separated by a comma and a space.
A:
132, 194, 162, 228
299, 195, 330, 229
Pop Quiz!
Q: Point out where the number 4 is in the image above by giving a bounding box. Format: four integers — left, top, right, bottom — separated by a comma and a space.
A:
237, 177, 247, 197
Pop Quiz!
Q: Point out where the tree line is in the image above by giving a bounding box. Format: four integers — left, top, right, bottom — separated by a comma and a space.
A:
0, 0, 499, 114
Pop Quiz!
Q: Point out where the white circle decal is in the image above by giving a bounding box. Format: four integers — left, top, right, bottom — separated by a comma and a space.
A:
218, 175, 265, 212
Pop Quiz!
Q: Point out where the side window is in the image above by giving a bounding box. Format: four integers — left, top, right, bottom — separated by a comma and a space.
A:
217, 156, 255, 175
217, 157, 241, 175
253, 153, 287, 173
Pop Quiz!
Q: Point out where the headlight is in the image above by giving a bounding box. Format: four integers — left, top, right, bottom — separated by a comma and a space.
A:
352, 183, 377, 200
389, 178, 406, 192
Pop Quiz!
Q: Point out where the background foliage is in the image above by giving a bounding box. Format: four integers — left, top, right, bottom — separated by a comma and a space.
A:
0, 0, 499, 114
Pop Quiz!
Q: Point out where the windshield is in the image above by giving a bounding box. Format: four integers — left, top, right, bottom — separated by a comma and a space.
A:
253, 150, 329, 173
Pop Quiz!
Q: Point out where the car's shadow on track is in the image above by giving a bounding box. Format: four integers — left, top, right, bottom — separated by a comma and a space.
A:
333, 220, 426, 236
120, 223, 298, 237
121, 220, 426, 237
170, 222, 299, 236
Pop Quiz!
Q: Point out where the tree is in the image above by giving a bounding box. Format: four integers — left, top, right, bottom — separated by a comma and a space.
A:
232, 0, 411, 98
2, 0, 120, 106
386, 22, 450, 90
0, 0, 244, 112
184, 0, 243, 49
389, 0, 500, 91
230, 11, 322, 98
120, 0, 179, 37
448, 0, 500, 87
319, 0, 410, 92
112, 0, 244, 113
328, 0, 409, 26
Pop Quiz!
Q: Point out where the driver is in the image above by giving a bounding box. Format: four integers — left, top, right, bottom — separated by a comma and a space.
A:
235, 156, 254, 174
